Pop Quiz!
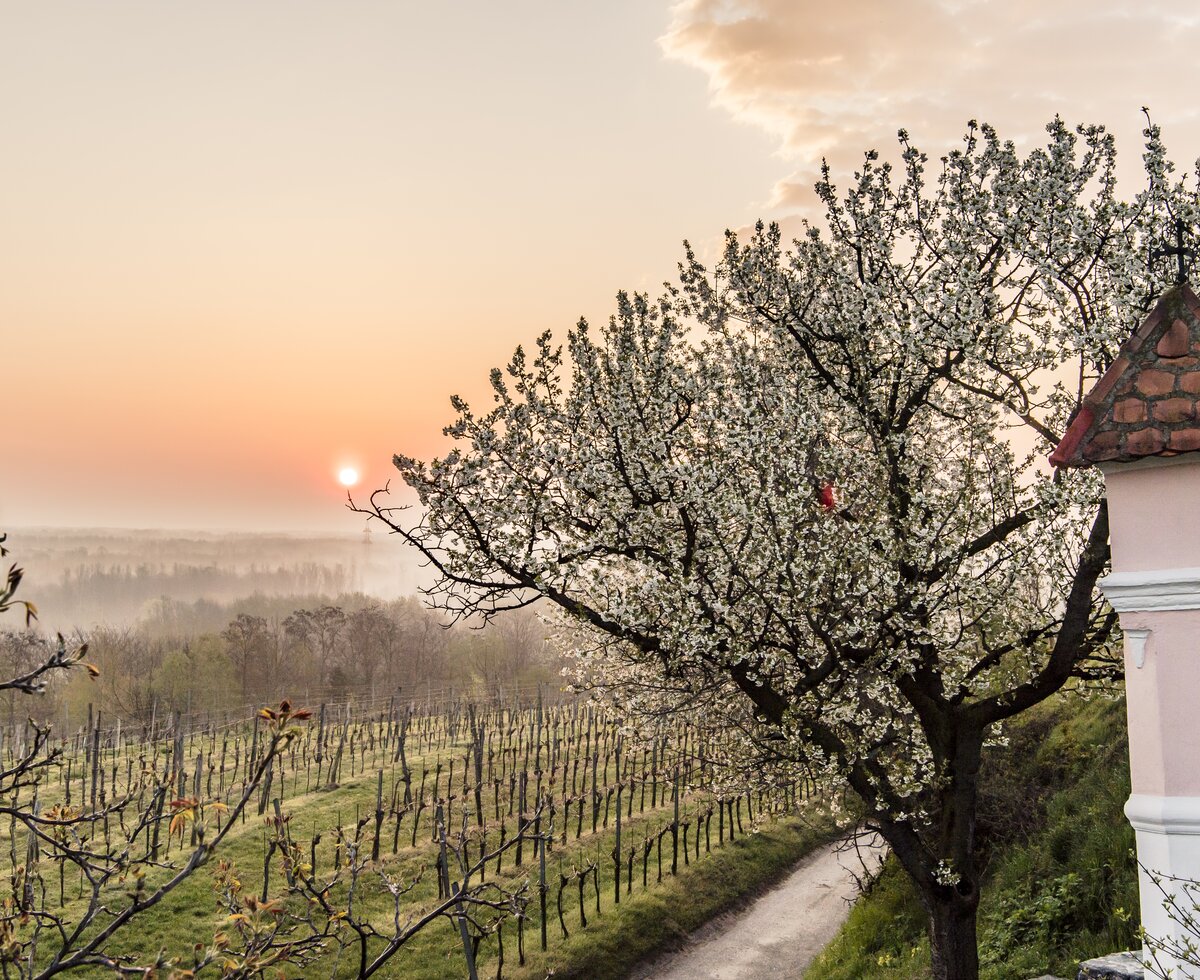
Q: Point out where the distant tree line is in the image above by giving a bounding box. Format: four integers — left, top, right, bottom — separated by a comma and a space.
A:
0, 593, 558, 730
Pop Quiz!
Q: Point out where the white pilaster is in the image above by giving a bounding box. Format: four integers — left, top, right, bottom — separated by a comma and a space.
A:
1126, 795, 1200, 977
1101, 568, 1200, 976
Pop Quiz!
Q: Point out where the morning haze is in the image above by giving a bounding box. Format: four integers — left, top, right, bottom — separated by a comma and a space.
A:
7, 526, 433, 630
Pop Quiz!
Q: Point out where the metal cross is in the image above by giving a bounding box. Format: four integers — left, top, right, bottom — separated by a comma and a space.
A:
1152, 218, 1195, 285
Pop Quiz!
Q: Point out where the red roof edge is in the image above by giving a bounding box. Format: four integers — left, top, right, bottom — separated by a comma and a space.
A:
1049, 405, 1096, 469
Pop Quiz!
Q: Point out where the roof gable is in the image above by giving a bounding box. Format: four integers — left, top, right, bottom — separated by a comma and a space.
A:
1050, 284, 1200, 468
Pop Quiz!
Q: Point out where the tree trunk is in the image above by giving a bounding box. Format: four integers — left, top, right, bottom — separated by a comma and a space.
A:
926, 884, 980, 980
868, 765, 984, 980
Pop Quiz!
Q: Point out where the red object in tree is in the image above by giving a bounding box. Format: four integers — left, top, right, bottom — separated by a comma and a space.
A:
819, 482, 836, 511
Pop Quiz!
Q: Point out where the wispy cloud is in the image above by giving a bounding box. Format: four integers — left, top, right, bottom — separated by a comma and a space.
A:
662, 0, 1200, 210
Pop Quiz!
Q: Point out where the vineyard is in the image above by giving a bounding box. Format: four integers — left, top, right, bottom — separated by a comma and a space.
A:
0, 684, 831, 978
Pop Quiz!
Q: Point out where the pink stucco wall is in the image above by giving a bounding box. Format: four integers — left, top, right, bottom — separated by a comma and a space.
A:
1104, 457, 1200, 796
1118, 610, 1200, 796
1104, 459, 1200, 572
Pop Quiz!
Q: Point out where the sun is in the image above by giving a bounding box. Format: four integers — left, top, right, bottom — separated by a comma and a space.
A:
338, 467, 359, 487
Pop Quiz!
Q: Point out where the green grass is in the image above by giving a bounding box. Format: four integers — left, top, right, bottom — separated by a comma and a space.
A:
519, 811, 839, 980
805, 858, 931, 978
806, 693, 1138, 980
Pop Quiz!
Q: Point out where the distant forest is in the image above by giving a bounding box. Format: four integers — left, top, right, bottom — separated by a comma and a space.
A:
0, 528, 560, 732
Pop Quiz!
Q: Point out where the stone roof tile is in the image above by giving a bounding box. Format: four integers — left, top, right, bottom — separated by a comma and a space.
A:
1050, 285, 1200, 468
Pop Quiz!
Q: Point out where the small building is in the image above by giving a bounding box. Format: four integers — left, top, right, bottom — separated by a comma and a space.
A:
1052, 283, 1200, 975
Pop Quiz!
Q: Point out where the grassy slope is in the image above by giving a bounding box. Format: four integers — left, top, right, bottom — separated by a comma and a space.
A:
806, 693, 1138, 980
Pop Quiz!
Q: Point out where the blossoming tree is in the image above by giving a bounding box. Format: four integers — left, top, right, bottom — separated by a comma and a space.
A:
363, 119, 1198, 978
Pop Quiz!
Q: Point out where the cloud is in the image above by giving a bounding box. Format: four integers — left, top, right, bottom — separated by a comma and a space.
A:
661, 0, 1200, 211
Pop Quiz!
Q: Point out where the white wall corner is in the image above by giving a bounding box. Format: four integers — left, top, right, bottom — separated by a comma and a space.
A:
1127, 794, 1200, 978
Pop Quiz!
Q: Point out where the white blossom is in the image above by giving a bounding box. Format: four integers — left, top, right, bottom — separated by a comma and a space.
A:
364, 118, 1198, 978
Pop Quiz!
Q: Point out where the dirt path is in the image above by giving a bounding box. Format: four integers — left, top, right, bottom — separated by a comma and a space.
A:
631, 834, 887, 980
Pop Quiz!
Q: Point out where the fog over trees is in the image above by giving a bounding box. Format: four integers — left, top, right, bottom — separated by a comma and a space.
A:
0, 528, 562, 731
7, 527, 432, 628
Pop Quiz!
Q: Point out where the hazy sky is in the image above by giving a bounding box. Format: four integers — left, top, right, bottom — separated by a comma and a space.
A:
5, 1, 1200, 532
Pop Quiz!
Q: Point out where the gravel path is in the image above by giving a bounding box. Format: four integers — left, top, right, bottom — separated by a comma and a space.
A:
630, 833, 887, 980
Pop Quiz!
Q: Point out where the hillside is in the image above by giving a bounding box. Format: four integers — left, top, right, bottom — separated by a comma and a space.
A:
807, 693, 1139, 979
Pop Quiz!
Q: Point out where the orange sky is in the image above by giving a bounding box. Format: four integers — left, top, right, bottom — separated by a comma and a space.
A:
5, 1, 1200, 531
